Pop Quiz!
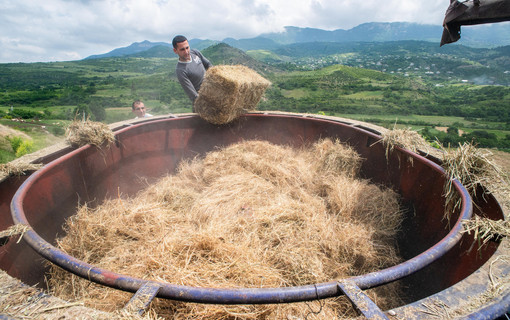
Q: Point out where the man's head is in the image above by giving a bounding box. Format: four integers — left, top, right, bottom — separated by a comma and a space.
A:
132, 100, 147, 118
172, 35, 191, 62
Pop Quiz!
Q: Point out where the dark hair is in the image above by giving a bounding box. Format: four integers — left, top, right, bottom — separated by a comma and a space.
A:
132, 100, 143, 110
172, 35, 188, 48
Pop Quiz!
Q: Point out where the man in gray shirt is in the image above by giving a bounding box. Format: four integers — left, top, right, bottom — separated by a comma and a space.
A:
172, 35, 212, 110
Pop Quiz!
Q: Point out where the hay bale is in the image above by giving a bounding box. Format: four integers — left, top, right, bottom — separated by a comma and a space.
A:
49, 139, 404, 319
194, 65, 271, 125
65, 120, 115, 148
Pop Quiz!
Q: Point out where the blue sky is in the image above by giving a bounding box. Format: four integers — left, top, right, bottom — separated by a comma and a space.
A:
0, 0, 450, 63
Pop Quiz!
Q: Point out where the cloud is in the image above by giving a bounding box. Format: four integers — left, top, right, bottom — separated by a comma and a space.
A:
0, 0, 451, 63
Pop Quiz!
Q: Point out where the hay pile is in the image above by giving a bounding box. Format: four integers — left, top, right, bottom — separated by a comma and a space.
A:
194, 65, 271, 125
49, 139, 404, 319
65, 120, 115, 148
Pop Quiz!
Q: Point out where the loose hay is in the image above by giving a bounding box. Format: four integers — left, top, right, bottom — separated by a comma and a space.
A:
462, 216, 510, 246
194, 65, 271, 125
0, 270, 161, 320
49, 139, 404, 319
379, 126, 431, 164
441, 142, 507, 221
0, 224, 29, 240
65, 120, 115, 148
0, 162, 42, 177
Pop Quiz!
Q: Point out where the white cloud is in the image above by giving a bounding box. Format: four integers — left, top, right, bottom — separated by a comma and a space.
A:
0, 0, 450, 63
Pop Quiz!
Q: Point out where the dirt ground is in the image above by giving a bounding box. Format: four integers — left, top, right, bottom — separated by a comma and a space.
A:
435, 126, 465, 136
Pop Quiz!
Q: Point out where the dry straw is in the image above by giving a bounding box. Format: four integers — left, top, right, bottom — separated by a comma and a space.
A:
0, 162, 42, 177
194, 65, 271, 125
462, 216, 510, 246
379, 126, 431, 164
441, 142, 506, 220
65, 120, 115, 148
0, 224, 29, 240
49, 139, 404, 319
0, 270, 161, 320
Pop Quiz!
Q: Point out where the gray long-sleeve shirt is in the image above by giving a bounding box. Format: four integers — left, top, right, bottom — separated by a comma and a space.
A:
176, 49, 212, 103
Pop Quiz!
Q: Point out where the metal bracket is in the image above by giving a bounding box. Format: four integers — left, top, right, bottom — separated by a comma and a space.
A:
337, 280, 389, 319
123, 282, 161, 316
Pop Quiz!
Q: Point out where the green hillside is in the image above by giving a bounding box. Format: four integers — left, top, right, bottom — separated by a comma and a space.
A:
1, 41, 509, 163
202, 43, 280, 74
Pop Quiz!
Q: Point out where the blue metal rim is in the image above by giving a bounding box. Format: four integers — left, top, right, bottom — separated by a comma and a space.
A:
463, 291, 510, 320
10, 114, 473, 305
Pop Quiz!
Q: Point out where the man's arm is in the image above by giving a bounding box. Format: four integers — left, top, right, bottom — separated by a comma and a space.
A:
195, 50, 212, 70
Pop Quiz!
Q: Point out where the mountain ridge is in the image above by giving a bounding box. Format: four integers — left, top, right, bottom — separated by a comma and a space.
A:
84, 40, 171, 60
84, 21, 510, 60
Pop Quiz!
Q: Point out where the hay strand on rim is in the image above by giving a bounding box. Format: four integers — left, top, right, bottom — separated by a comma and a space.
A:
0, 162, 42, 177
379, 126, 431, 163
0, 224, 29, 241
194, 65, 271, 125
65, 120, 115, 148
462, 216, 510, 246
49, 139, 404, 319
441, 142, 506, 220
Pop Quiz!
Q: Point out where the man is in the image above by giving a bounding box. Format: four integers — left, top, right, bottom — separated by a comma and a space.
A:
132, 100, 153, 119
172, 35, 212, 109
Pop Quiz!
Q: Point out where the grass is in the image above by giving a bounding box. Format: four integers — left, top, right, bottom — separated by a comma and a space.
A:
0, 149, 15, 163
281, 88, 308, 99
93, 86, 132, 98
344, 91, 384, 99
104, 108, 134, 123
246, 50, 287, 63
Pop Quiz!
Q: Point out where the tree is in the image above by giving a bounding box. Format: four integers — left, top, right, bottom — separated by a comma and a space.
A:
88, 102, 106, 121
73, 104, 92, 120
447, 126, 459, 135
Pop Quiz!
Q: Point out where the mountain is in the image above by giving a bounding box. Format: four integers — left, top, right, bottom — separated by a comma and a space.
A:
346, 22, 441, 42
189, 39, 220, 50
222, 37, 281, 51
84, 40, 171, 60
84, 39, 219, 60
201, 43, 278, 74
246, 22, 510, 48
83, 22, 510, 60
129, 45, 173, 58
253, 23, 441, 46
